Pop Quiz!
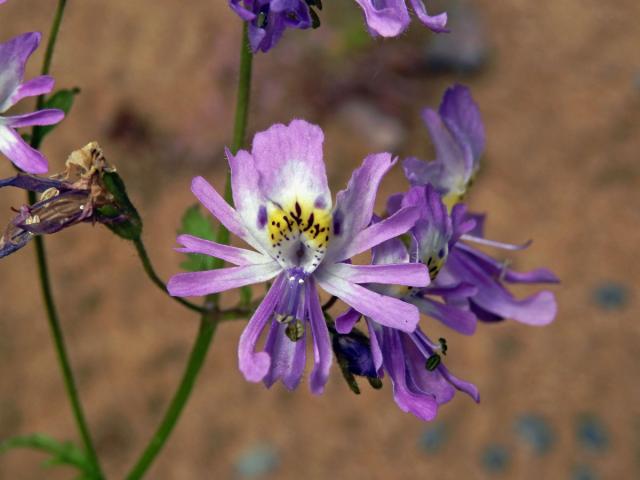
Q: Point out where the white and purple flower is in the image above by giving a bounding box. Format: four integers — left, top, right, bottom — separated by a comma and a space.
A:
0, 32, 64, 173
168, 119, 430, 393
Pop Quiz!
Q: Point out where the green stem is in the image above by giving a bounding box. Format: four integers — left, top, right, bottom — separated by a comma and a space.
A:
132, 237, 208, 314
35, 0, 67, 114
26, 1, 104, 478
124, 23, 254, 480
125, 316, 217, 480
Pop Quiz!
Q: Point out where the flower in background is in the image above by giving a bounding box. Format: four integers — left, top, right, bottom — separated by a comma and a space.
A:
402, 84, 558, 326
355, 0, 448, 37
0, 32, 64, 173
168, 119, 430, 393
403, 84, 485, 208
229, 0, 317, 53
0, 143, 142, 258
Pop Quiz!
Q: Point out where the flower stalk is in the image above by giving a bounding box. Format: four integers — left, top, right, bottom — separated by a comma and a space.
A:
26, 0, 104, 477
125, 22, 254, 479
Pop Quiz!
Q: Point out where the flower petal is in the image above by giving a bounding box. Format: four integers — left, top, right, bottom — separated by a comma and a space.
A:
262, 320, 306, 390
307, 276, 332, 394
167, 261, 281, 297
402, 334, 455, 404
7, 75, 54, 107
446, 250, 557, 325
408, 0, 448, 32
328, 152, 395, 261
175, 234, 269, 266
0, 125, 48, 173
353, 0, 410, 37
238, 276, 284, 382
2, 108, 64, 128
366, 319, 384, 373
250, 119, 331, 211
191, 176, 266, 254
329, 262, 430, 287
439, 84, 485, 165
382, 327, 438, 421
456, 242, 560, 284
0, 32, 41, 111
335, 307, 361, 334
411, 296, 477, 335
317, 269, 419, 332
372, 235, 409, 265
227, 147, 272, 250
333, 206, 419, 263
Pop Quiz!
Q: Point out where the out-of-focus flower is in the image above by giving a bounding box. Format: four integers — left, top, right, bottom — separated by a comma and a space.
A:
229, 0, 315, 53
354, 0, 448, 37
403, 84, 484, 208
168, 119, 430, 393
0, 142, 142, 258
0, 32, 64, 173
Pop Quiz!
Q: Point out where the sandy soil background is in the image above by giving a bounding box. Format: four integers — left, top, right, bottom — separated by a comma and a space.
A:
0, 1, 639, 479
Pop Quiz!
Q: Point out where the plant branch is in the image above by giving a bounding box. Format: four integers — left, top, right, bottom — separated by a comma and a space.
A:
124, 23, 254, 479
25, 1, 104, 478
132, 237, 208, 314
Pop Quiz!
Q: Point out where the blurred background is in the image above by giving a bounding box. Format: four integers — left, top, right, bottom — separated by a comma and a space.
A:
0, 1, 638, 478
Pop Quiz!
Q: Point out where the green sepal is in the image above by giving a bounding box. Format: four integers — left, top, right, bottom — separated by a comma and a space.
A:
31, 87, 81, 146
177, 204, 218, 272
100, 170, 143, 240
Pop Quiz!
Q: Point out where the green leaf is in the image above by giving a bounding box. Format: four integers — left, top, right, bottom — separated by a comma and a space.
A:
32, 87, 81, 145
0, 433, 94, 475
178, 204, 217, 272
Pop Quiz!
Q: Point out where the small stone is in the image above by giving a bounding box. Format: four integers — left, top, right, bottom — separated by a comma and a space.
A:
419, 422, 447, 453
481, 444, 510, 472
235, 444, 279, 478
592, 282, 629, 311
576, 414, 609, 452
515, 414, 554, 455
572, 464, 599, 480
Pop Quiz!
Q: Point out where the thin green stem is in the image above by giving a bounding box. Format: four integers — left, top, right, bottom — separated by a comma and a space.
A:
125, 316, 217, 480
132, 237, 208, 314
35, 0, 67, 114
124, 24, 254, 480
25, 1, 104, 478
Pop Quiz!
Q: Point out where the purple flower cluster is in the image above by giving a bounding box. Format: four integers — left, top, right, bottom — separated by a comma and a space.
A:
169, 85, 558, 420
229, 0, 447, 53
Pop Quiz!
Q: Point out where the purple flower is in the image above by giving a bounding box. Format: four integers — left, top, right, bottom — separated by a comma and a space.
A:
168, 119, 430, 393
335, 228, 478, 421
354, 0, 448, 37
229, 0, 314, 53
403, 84, 485, 208
0, 32, 64, 173
441, 214, 560, 326
389, 186, 559, 327
0, 143, 140, 258
331, 187, 479, 420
